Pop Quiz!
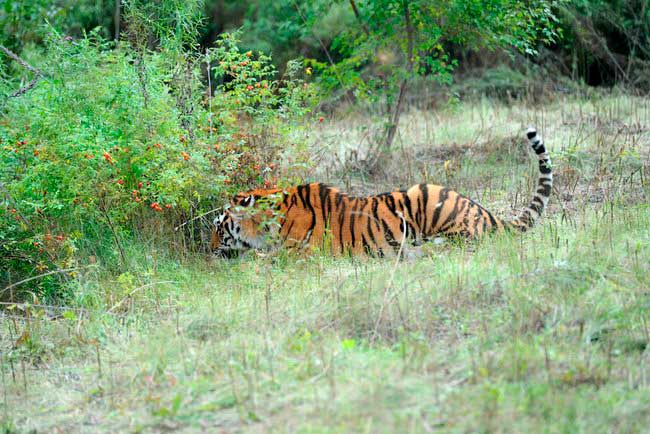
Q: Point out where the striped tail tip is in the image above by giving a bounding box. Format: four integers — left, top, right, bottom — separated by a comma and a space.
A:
510, 127, 553, 231
526, 127, 537, 140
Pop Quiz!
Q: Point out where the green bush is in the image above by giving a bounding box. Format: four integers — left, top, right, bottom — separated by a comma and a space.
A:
0, 26, 313, 301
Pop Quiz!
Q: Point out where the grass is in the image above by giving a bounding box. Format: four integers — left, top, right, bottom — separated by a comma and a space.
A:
2, 90, 650, 433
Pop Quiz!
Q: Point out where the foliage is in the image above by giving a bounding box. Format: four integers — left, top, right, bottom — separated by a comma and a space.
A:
308, 0, 562, 95
2, 95, 649, 431
556, 0, 650, 88
0, 0, 114, 53
0, 6, 313, 301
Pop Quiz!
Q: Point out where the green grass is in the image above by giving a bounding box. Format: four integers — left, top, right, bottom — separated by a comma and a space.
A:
2, 92, 650, 433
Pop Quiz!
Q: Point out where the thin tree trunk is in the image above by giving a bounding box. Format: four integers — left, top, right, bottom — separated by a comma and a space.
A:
348, 0, 370, 37
383, 0, 415, 156
114, 0, 121, 41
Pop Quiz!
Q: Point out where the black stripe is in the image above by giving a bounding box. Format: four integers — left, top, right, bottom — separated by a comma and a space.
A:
286, 194, 297, 214
539, 159, 551, 174
484, 207, 498, 228
335, 192, 343, 210
318, 184, 329, 225
325, 190, 332, 226
283, 220, 295, 242
529, 202, 543, 214
420, 184, 429, 231
366, 209, 378, 249
361, 232, 371, 253
349, 199, 358, 247
372, 197, 381, 232
380, 218, 399, 248
338, 199, 347, 251
481, 211, 488, 233
402, 193, 415, 225
439, 195, 463, 232
430, 188, 450, 232
537, 182, 552, 197
303, 184, 317, 233
297, 185, 307, 207
386, 194, 397, 215
406, 221, 417, 239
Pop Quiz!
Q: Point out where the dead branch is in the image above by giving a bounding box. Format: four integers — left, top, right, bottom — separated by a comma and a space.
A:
0, 45, 44, 98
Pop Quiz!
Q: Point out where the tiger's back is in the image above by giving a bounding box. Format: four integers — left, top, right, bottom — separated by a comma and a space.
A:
211, 128, 552, 256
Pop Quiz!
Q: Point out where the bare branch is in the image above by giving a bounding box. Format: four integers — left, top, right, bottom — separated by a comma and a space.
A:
0, 45, 44, 98
1, 266, 96, 297
348, 0, 370, 37
0, 45, 42, 76
292, 0, 355, 105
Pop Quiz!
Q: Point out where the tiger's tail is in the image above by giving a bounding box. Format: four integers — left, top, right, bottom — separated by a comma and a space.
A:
508, 127, 553, 232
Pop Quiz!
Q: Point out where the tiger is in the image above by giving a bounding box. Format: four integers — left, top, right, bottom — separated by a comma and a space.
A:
211, 127, 552, 257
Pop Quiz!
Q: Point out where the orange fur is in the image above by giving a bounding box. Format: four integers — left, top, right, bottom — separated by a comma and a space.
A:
211, 128, 553, 256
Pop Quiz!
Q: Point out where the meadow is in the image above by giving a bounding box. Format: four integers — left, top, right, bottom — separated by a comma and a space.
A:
2, 91, 649, 433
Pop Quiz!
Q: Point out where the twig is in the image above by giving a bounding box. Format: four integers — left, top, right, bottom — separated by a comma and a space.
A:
10, 77, 40, 98
371, 211, 408, 342
98, 196, 126, 268
107, 281, 177, 313
0, 182, 32, 230
291, 0, 354, 105
174, 207, 223, 231
0, 45, 44, 98
0, 266, 95, 297
0, 45, 42, 76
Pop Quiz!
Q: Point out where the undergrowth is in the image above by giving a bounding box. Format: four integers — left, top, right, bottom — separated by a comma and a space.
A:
1, 93, 649, 433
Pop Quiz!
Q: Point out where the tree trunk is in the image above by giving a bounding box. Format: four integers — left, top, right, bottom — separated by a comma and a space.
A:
382, 0, 415, 157
114, 0, 121, 40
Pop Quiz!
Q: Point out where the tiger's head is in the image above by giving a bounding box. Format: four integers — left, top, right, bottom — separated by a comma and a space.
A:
211, 189, 283, 257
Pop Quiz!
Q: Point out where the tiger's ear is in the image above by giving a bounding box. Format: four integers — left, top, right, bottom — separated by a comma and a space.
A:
240, 195, 255, 207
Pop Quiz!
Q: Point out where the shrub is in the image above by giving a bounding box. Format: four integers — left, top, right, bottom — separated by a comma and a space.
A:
0, 26, 313, 301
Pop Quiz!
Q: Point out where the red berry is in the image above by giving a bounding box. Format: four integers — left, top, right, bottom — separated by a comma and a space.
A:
138, 182, 143, 189
117, 179, 124, 185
